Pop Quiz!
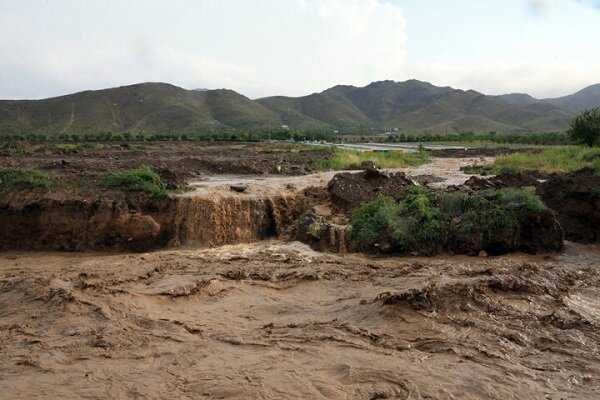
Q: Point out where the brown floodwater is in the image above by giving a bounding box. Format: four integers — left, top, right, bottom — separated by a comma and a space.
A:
1, 240, 599, 399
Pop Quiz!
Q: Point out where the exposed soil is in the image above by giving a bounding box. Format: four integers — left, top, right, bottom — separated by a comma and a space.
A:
0, 142, 332, 189
538, 168, 600, 243
463, 171, 545, 191
1, 241, 600, 399
463, 168, 600, 244
327, 168, 414, 212
0, 142, 332, 251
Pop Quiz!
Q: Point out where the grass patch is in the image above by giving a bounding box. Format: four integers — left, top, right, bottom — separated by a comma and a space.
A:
316, 148, 429, 170
350, 187, 548, 255
466, 146, 600, 175
0, 169, 53, 190
103, 166, 167, 198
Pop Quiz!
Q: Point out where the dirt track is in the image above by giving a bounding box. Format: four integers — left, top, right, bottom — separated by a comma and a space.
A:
2, 241, 600, 399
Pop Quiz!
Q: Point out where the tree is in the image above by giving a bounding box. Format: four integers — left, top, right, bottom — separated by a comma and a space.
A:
569, 108, 600, 147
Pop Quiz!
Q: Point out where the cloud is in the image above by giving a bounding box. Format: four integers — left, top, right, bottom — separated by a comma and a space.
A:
0, 0, 408, 99
409, 61, 600, 98
574, 0, 600, 9
528, 0, 551, 16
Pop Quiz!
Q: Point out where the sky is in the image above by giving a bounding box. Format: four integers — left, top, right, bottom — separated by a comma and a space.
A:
0, 0, 599, 100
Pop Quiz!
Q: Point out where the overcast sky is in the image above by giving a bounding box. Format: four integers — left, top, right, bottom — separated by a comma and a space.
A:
1, 0, 599, 99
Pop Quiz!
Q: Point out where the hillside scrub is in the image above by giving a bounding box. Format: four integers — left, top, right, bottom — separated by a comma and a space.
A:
464, 146, 600, 175
103, 166, 167, 198
350, 187, 562, 255
316, 148, 429, 170
0, 169, 54, 191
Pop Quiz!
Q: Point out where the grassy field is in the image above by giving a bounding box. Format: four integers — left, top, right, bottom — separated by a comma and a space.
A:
316, 148, 430, 170
466, 146, 600, 175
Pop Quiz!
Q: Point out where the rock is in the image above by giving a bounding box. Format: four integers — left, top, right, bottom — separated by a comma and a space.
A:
478, 250, 488, 258
230, 184, 248, 193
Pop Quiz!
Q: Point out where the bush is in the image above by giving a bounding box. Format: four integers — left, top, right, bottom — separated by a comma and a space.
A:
0, 169, 53, 190
351, 196, 400, 248
103, 166, 167, 197
350, 187, 550, 255
569, 108, 600, 147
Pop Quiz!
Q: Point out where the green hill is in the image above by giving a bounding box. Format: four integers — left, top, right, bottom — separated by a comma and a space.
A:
1, 80, 600, 136
259, 80, 581, 133
0, 82, 280, 135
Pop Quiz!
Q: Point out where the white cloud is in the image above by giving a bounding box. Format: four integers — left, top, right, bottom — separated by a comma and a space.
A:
410, 62, 600, 98
528, 0, 551, 16
0, 0, 408, 99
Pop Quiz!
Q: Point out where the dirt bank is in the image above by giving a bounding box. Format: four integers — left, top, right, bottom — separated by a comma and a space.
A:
463, 169, 600, 244
538, 168, 600, 243
0, 188, 313, 252
1, 241, 599, 399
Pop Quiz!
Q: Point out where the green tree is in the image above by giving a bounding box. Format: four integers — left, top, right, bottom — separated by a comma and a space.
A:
569, 108, 600, 147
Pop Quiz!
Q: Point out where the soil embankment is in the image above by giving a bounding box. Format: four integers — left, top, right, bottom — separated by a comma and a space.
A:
464, 169, 600, 243
0, 189, 313, 252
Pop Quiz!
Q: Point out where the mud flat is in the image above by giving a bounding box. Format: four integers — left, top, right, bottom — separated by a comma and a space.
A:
1, 241, 600, 399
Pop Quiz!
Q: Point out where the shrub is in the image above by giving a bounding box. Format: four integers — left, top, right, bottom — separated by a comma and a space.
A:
350, 187, 443, 254
569, 108, 600, 147
103, 166, 167, 197
350, 187, 549, 255
350, 196, 400, 248
493, 187, 546, 213
0, 169, 53, 190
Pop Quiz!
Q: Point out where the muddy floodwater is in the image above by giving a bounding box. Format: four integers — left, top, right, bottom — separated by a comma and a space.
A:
2, 150, 600, 399
185, 157, 489, 198
2, 241, 600, 399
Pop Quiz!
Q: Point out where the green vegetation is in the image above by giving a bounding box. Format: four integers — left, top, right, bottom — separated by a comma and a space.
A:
350, 187, 548, 255
103, 166, 167, 198
386, 131, 572, 146
316, 148, 429, 170
465, 146, 600, 175
568, 108, 600, 147
0, 169, 53, 190
3, 80, 597, 139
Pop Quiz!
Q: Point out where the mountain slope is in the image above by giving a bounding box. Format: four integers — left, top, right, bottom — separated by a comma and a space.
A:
544, 84, 600, 113
0, 83, 280, 135
1, 80, 599, 136
259, 80, 576, 133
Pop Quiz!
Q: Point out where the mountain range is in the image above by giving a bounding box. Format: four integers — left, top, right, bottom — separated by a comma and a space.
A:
1, 80, 599, 136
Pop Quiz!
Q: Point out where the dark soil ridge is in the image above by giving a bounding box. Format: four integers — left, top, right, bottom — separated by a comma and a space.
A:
0, 190, 311, 252
464, 168, 600, 243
